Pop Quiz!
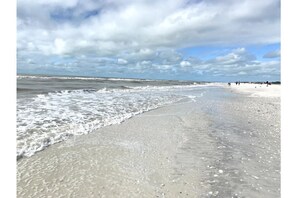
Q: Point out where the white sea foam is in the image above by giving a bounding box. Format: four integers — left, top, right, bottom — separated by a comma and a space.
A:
17, 85, 204, 158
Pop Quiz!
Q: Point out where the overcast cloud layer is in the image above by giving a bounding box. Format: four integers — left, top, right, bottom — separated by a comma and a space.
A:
17, 0, 280, 81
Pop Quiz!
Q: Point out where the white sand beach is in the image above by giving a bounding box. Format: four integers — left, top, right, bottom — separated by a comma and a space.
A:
17, 85, 280, 197
228, 83, 280, 98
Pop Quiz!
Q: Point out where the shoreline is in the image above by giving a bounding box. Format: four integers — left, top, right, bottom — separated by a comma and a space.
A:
16, 97, 192, 161
17, 86, 280, 197
18, 100, 207, 197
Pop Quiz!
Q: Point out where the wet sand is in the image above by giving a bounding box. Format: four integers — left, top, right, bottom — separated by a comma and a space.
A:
17, 86, 280, 197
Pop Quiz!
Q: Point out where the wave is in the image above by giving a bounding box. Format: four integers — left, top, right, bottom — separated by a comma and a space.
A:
17, 84, 205, 159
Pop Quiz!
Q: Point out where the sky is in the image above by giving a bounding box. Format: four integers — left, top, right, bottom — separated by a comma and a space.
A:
17, 0, 280, 82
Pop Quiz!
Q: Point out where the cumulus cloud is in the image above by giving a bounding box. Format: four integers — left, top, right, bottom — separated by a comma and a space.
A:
211, 48, 256, 65
17, 0, 280, 81
117, 58, 128, 65
175, 48, 280, 80
19, 47, 279, 81
18, 0, 279, 55
180, 61, 191, 67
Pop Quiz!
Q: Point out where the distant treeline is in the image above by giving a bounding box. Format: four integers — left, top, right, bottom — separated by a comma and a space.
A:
271, 81, 281, 84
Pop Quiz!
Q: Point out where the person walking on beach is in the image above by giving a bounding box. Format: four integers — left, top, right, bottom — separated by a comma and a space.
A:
266, 81, 270, 87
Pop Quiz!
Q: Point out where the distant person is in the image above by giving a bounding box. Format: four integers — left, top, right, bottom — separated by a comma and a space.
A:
228, 82, 231, 86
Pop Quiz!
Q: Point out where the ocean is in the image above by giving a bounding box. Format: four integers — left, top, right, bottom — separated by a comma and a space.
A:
17, 74, 205, 159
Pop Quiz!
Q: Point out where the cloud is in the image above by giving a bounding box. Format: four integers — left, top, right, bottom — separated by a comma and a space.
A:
117, 58, 128, 65
18, 0, 280, 56
180, 61, 191, 67
17, 0, 280, 81
211, 48, 256, 65
176, 48, 280, 79
18, 47, 280, 81
263, 50, 280, 58
54, 38, 67, 54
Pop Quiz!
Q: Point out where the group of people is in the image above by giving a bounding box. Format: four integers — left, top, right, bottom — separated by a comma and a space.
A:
227, 81, 272, 86
227, 81, 241, 86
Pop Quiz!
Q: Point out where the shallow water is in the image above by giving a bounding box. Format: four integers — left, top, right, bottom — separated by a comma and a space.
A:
17, 74, 205, 158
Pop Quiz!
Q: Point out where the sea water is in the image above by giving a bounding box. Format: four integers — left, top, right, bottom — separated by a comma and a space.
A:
17, 74, 206, 159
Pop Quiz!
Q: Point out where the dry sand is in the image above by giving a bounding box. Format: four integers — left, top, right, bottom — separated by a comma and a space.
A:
228, 83, 280, 98
17, 86, 280, 197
